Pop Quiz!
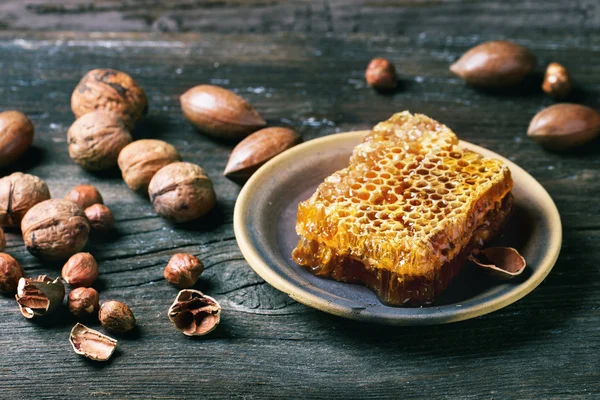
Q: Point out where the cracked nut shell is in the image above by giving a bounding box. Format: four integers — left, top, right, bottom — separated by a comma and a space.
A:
71, 68, 148, 129
0, 173, 51, 228
65, 184, 104, 210
118, 139, 182, 192
365, 58, 397, 91
70, 323, 117, 361
0, 110, 34, 168
68, 110, 132, 171
149, 162, 216, 223
68, 287, 100, 317
0, 253, 23, 294
168, 289, 221, 336
21, 199, 90, 260
99, 300, 136, 333
62, 252, 99, 288
16, 275, 65, 318
85, 204, 115, 233
164, 253, 204, 288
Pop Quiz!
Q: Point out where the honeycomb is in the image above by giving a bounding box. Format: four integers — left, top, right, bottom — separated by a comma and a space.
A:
292, 111, 513, 306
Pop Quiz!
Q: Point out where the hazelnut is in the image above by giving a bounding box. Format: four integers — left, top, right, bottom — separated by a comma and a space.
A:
0, 110, 34, 168
0, 227, 5, 251
0, 253, 24, 294
70, 323, 117, 362
99, 300, 136, 333
149, 162, 216, 223
164, 253, 204, 288
16, 275, 65, 318
21, 199, 90, 260
0, 173, 51, 228
68, 110, 132, 171
168, 289, 221, 336
365, 58, 397, 91
68, 287, 100, 317
85, 204, 115, 233
542, 62, 572, 100
180, 85, 266, 141
65, 184, 104, 210
118, 139, 181, 192
62, 253, 99, 288
71, 68, 148, 129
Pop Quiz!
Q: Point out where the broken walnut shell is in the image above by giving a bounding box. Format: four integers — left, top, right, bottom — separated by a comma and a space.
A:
468, 247, 526, 280
180, 85, 266, 141
16, 275, 65, 318
71, 68, 148, 129
99, 300, 136, 333
450, 40, 536, 87
85, 204, 115, 233
0, 172, 51, 228
0, 110, 34, 168
0, 253, 24, 294
224, 127, 301, 183
68, 287, 100, 317
62, 252, 99, 288
164, 253, 204, 289
365, 58, 398, 91
70, 323, 117, 362
65, 184, 104, 210
527, 103, 600, 151
168, 289, 221, 336
542, 62, 572, 100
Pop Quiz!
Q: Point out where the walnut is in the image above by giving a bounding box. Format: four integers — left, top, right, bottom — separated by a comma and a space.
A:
71, 68, 148, 129
0, 110, 34, 168
68, 110, 132, 170
21, 199, 90, 260
118, 139, 181, 192
0, 173, 51, 228
149, 162, 216, 223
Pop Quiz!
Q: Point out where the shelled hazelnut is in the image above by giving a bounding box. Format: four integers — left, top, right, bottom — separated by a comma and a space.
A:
164, 253, 204, 288
365, 58, 397, 91
62, 253, 99, 288
0, 173, 51, 228
85, 204, 115, 233
542, 62, 572, 99
68, 287, 100, 317
0, 110, 34, 168
99, 300, 136, 333
0, 253, 24, 294
65, 184, 104, 210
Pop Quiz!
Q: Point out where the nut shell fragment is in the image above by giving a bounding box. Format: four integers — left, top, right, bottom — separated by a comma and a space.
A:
468, 247, 526, 280
15, 275, 65, 318
168, 289, 221, 336
70, 323, 117, 362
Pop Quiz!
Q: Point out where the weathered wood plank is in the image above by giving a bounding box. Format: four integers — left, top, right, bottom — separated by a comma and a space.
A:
0, 31, 598, 399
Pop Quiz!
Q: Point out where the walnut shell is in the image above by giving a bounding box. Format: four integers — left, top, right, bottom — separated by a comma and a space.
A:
21, 199, 90, 260
118, 139, 182, 192
0, 111, 34, 168
149, 162, 216, 223
68, 110, 132, 170
0, 173, 51, 228
71, 68, 148, 129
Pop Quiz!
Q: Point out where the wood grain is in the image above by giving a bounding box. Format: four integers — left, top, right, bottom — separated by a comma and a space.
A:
0, 30, 598, 399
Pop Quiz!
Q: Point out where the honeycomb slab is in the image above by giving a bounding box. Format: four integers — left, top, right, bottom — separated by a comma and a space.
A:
292, 111, 513, 306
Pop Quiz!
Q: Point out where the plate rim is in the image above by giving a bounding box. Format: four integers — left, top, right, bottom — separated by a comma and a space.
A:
234, 130, 562, 325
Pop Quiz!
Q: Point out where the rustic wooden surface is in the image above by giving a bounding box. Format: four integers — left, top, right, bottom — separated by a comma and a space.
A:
0, 10, 599, 399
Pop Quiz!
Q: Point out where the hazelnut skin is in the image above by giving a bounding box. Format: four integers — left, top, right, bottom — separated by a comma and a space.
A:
0, 110, 34, 168
62, 253, 99, 288
99, 300, 136, 333
365, 58, 397, 91
0, 253, 24, 294
85, 204, 115, 233
68, 287, 100, 317
0, 173, 51, 228
164, 253, 205, 288
68, 110, 132, 171
118, 139, 181, 192
65, 184, 104, 210
149, 162, 216, 223
71, 68, 148, 129
21, 199, 90, 260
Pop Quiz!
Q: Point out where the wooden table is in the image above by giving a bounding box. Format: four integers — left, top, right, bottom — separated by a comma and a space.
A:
1, 2, 599, 398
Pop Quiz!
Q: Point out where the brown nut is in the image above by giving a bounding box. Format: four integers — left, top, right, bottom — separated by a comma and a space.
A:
542, 62, 572, 100
0, 110, 34, 168
149, 162, 216, 223
224, 127, 301, 183
68, 110, 133, 171
85, 204, 115, 233
450, 40, 536, 87
16, 275, 65, 318
62, 252, 99, 288
70, 323, 117, 362
180, 85, 266, 141
99, 300, 136, 333
71, 68, 148, 129
164, 253, 204, 288
21, 199, 90, 260
0, 227, 5, 251
65, 184, 104, 210
365, 58, 398, 91
0, 253, 24, 294
68, 287, 100, 317
168, 289, 221, 336
527, 103, 600, 151
118, 139, 182, 192
0, 173, 51, 228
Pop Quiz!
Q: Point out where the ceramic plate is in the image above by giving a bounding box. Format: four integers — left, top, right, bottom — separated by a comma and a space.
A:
234, 131, 562, 325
